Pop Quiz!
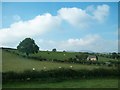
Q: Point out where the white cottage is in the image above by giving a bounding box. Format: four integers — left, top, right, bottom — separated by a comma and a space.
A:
87, 55, 97, 61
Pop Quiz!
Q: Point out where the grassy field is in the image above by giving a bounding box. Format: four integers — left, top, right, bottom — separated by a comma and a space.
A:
31, 51, 115, 62
3, 78, 118, 88
2, 49, 119, 88
31, 51, 78, 60
10, 49, 115, 62
3, 50, 114, 72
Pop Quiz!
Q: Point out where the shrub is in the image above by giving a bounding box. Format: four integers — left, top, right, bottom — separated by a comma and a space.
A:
3, 68, 119, 83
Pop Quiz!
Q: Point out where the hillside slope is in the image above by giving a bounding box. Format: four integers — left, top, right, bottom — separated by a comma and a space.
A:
2, 50, 111, 72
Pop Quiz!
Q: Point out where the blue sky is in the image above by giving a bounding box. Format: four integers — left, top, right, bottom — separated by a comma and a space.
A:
0, 2, 118, 52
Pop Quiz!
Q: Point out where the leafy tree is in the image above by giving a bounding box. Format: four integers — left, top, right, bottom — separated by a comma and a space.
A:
63, 50, 66, 52
52, 48, 56, 52
112, 52, 118, 59
17, 38, 39, 56
96, 55, 98, 60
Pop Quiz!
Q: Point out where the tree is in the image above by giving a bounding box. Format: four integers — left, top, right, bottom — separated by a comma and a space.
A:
111, 52, 118, 59
63, 50, 66, 52
17, 38, 39, 56
96, 55, 98, 60
52, 48, 56, 52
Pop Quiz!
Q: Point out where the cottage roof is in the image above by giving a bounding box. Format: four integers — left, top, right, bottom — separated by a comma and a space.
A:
88, 55, 96, 58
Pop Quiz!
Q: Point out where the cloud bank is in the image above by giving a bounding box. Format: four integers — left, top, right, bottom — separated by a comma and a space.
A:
0, 4, 114, 52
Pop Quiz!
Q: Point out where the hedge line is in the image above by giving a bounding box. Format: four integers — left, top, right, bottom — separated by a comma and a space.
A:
3, 68, 119, 83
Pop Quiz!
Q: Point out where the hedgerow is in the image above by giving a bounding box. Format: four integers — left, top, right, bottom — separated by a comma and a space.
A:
2, 68, 119, 83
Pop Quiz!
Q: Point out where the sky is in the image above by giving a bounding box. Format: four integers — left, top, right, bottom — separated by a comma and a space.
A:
0, 2, 118, 52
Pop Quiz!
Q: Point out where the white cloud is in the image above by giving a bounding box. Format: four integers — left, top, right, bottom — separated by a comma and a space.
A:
36, 34, 101, 51
38, 35, 117, 53
44, 35, 117, 53
58, 4, 109, 28
12, 33, 116, 52
93, 4, 109, 22
0, 4, 110, 49
59, 34, 100, 49
58, 7, 92, 28
0, 13, 61, 47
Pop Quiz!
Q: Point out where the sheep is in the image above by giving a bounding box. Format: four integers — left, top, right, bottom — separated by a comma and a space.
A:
32, 68, 35, 71
26, 78, 31, 81
44, 67, 46, 69
59, 66, 61, 68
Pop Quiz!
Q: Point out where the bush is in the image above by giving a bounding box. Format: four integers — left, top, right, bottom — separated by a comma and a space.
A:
3, 68, 119, 83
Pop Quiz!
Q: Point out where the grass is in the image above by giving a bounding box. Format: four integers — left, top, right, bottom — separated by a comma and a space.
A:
2, 49, 119, 88
3, 78, 118, 88
2, 50, 115, 72
98, 56, 115, 62
2, 51, 106, 72
31, 51, 115, 62
2, 50, 114, 72
31, 51, 78, 60
9, 49, 115, 62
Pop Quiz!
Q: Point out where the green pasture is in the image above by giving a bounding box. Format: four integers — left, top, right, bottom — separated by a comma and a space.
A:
31, 51, 114, 62
2, 49, 119, 88
3, 78, 118, 88
2, 50, 114, 72
11, 49, 115, 62
31, 51, 78, 60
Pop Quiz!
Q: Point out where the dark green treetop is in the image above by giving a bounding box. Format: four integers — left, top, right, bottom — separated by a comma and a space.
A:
17, 38, 39, 56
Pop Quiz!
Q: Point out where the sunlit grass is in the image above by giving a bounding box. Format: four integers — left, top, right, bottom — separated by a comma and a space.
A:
2, 50, 113, 72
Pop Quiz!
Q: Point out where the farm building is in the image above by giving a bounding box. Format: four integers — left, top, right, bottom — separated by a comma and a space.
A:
87, 55, 98, 61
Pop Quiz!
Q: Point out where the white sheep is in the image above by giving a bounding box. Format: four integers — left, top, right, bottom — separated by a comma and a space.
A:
44, 67, 46, 69
70, 66, 73, 68
32, 68, 35, 71
26, 78, 31, 81
59, 66, 61, 68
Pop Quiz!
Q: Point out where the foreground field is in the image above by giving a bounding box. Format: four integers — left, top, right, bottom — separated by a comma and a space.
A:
2, 49, 119, 88
3, 78, 118, 88
2, 50, 114, 72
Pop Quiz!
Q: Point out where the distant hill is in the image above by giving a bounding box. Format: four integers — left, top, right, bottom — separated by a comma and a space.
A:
79, 50, 94, 53
66, 50, 94, 53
